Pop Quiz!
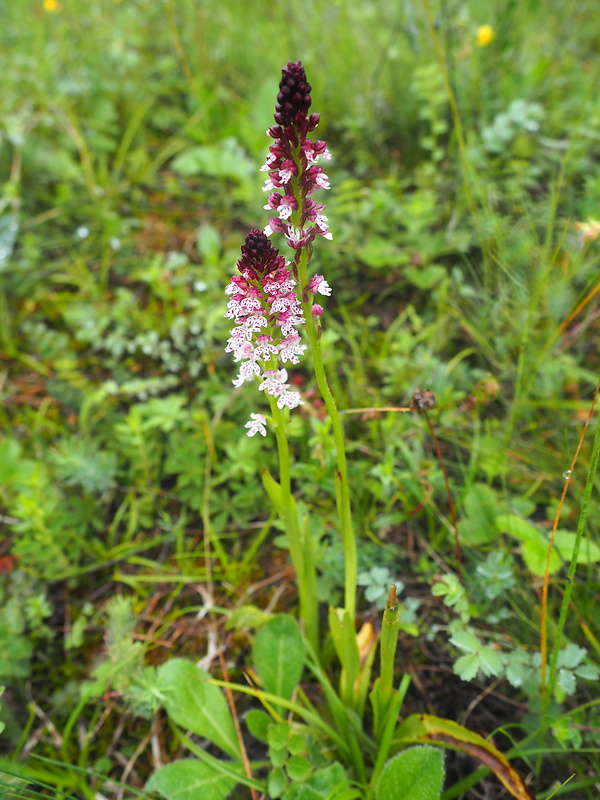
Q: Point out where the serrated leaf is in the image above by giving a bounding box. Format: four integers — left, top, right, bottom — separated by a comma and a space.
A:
558, 643, 586, 669
376, 747, 444, 800
557, 669, 576, 695
146, 759, 238, 800
449, 631, 480, 653
454, 653, 479, 681
575, 664, 600, 680
157, 659, 240, 758
478, 647, 504, 677
496, 514, 562, 576
253, 615, 305, 708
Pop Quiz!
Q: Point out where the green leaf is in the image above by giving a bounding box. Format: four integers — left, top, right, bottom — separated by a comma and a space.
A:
457, 484, 499, 545
478, 646, 504, 677
225, 605, 269, 631
245, 709, 271, 743
575, 664, 600, 680
454, 653, 479, 682
283, 763, 353, 800
557, 643, 586, 669
557, 669, 576, 696
449, 631, 480, 654
268, 722, 291, 750
404, 265, 446, 290
269, 766, 287, 798
554, 531, 600, 566
287, 733, 306, 755
157, 659, 241, 758
253, 615, 305, 707
496, 514, 562, 576
287, 755, 312, 782
376, 747, 444, 800
146, 759, 238, 800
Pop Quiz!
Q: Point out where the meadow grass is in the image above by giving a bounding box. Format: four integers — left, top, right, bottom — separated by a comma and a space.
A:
0, 1, 599, 798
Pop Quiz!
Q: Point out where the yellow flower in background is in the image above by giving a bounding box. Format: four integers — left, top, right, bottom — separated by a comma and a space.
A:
476, 25, 494, 47
574, 219, 600, 242
43, 0, 61, 11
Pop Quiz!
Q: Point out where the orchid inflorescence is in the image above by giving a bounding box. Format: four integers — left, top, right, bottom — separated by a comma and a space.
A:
225, 61, 332, 435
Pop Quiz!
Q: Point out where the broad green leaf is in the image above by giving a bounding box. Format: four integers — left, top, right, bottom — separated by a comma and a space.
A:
146, 759, 237, 800
157, 659, 241, 758
496, 514, 561, 576
554, 531, 600, 566
376, 746, 444, 800
457, 484, 499, 545
394, 714, 534, 800
498, 517, 600, 575
253, 616, 304, 707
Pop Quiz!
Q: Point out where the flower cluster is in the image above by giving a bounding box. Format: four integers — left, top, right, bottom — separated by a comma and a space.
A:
262, 61, 332, 248
225, 62, 333, 436
226, 230, 325, 434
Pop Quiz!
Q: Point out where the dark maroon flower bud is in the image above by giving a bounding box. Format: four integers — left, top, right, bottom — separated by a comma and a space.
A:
274, 61, 312, 127
410, 389, 436, 413
237, 228, 286, 277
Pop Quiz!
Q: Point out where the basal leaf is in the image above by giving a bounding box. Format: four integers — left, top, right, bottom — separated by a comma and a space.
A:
253, 616, 304, 709
146, 759, 238, 800
157, 659, 240, 758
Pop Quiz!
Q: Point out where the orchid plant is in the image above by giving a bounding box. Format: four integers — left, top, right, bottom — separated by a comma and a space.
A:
225, 62, 356, 651
146, 62, 535, 800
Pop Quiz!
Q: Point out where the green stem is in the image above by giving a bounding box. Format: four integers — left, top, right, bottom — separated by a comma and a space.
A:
540, 406, 600, 749
295, 245, 357, 620
269, 397, 319, 652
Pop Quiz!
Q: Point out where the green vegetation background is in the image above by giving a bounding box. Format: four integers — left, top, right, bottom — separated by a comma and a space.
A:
0, 0, 599, 797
